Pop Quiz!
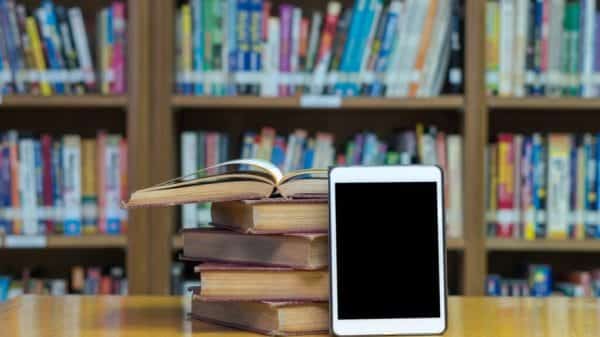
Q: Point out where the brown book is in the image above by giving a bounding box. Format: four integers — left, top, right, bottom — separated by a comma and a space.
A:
211, 199, 328, 234
194, 264, 328, 301
182, 229, 327, 269
191, 298, 328, 336
124, 159, 327, 208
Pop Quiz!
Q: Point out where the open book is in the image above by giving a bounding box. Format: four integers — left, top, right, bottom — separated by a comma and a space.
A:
124, 159, 328, 208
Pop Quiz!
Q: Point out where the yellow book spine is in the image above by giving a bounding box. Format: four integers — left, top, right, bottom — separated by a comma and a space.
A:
416, 123, 424, 163
181, 4, 192, 90
82, 139, 97, 234
26, 17, 52, 96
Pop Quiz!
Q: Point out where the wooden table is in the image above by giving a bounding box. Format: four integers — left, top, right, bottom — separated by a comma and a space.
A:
1, 295, 600, 336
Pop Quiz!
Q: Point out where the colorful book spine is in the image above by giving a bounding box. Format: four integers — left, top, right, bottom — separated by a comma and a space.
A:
62, 135, 82, 235
487, 0, 500, 95
82, 139, 97, 234
278, 4, 293, 96
104, 136, 121, 234
532, 133, 547, 238
546, 134, 570, 239
110, 1, 126, 94
522, 136, 535, 240
68, 7, 96, 91
497, 133, 515, 237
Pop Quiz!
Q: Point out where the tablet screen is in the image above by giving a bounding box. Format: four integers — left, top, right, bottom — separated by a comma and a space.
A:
335, 182, 441, 319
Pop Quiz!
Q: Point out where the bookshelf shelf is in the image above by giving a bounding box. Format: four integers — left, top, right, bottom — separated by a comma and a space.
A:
172, 235, 465, 251
487, 239, 600, 252
488, 97, 600, 110
171, 95, 464, 110
0, 235, 127, 249
0, 95, 128, 108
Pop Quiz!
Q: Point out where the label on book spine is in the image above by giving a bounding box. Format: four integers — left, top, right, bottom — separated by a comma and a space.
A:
5, 235, 47, 248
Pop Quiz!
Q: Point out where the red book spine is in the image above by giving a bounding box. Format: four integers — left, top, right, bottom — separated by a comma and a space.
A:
100, 276, 112, 295
97, 131, 107, 233
41, 134, 54, 233
541, 0, 550, 75
316, 4, 340, 63
262, 1, 271, 41
496, 133, 515, 237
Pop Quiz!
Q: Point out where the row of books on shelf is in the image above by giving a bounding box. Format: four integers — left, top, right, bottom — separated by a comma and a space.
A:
180, 125, 463, 237
486, 133, 600, 240
486, 0, 600, 97
174, 0, 463, 98
486, 264, 600, 297
0, 0, 126, 96
0, 131, 127, 236
0, 266, 127, 302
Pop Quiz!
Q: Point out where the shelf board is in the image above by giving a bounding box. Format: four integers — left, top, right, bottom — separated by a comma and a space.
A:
488, 97, 600, 110
173, 234, 464, 251
0, 95, 127, 108
0, 234, 127, 249
172, 95, 464, 110
487, 239, 600, 252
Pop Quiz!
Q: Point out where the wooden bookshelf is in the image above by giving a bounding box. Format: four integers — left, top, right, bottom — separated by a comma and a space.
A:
171, 235, 465, 251
0, 235, 127, 249
0, 95, 128, 108
488, 97, 600, 110
172, 95, 464, 110
487, 239, 600, 252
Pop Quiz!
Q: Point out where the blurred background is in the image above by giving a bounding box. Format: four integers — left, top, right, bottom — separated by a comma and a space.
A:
1, 0, 599, 301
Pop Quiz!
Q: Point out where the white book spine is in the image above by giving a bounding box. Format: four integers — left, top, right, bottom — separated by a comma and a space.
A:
418, 0, 450, 97
447, 135, 463, 238
261, 18, 280, 97
397, 0, 428, 97
582, 0, 596, 97
513, 0, 529, 97
547, 137, 570, 238
62, 136, 82, 235
385, 0, 408, 97
547, 0, 565, 96
181, 132, 198, 229
290, 8, 302, 76
68, 8, 95, 85
19, 139, 38, 235
105, 137, 121, 233
499, 0, 515, 96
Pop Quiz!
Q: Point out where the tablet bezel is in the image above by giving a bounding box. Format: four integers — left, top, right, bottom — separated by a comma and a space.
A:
328, 165, 447, 336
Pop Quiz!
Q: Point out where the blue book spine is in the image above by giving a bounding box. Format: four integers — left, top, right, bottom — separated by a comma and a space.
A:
584, 135, 597, 238
0, 135, 11, 234
568, 135, 578, 238
237, 0, 250, 94
336, 0, 368, 96
51, 141, 62, 233
34, 140, 44, 232
192, 0, 204, 95
249, 0, 262, 95
271, 138, 285, 168
0, 0, 19, 93
532, 0, 544, 95
0, 276, 10, 302
227, 0, 238, 95
532, 135, 546, 238
595, 133, 600, 238
302, 145, 314, 169
347, 0, 378, 96
36, 7, 64, 94
370, 3, 400, 96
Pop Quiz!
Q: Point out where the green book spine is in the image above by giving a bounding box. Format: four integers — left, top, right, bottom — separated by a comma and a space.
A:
563, 1, 580, 96
202, 0, 213, 92
210, 0, 224, 95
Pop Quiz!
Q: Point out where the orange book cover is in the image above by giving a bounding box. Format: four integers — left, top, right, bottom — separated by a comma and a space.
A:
408, 0, 438, 97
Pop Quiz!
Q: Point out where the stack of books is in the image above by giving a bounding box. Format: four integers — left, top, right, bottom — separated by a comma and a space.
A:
174, 0, 464, 97
126, 159, 329, 335
0, 0, 126, 95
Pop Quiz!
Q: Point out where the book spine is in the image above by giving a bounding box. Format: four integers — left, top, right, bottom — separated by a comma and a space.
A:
512, 135, 523, 238
192, 0, 204, 95
335, 0, 367, 96
97, 131, 107, 233
547, 0, 565, 96
181, 4, 192, 95
82, 139, 97, 234
181, 132, 198, 229
261, 17, 279, 97
581, 0, 595, 97
56, 6, 83, 94
574, 140, 586, 239
498, 0, 514, 97
0, 136, 10, 234
119, 138, 127, 232
51, 140, 63, 233
248, 0, 262, 95
62, 135, 82, 235
370, 1, 401, 96
105, 136, 121, 234
15, 5, 37, 95
7, 132, 20, 234
407, 0, 436, 97
447, 134, 463, 238
19, 138, 38, 234
351, 0, 381, 96
522, 137, 536, 240
226, 0, 236, 95
6, 0, 26, 94
513, 0, 529, 97
525, 0, 536, 95
68, 7, 96, 91
39, 2, 66, 94
110, 1, 126, 94
0, 0, 24, 94
34, 140, 43, 232
540, 0, 551, 93
486, 1, 500, 95
547, 134, 570, 239
562, 0, 580, 96
278, 4, 293, 96
41, 134, 53, 232
315, 2, 341, 95
289, 7, 301, 95
583, 134, 597, 237
497, 133, 515, 237
305, 11, 322, 74
447, 0, 463, 94
532, 133, 547, 238
25, 16, 52, 95
568, 135, 579, 238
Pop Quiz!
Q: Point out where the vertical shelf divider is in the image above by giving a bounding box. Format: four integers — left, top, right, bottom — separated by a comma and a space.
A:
149, 0, 177, 294
463, 0, 487, 295
126, 0, 153, 294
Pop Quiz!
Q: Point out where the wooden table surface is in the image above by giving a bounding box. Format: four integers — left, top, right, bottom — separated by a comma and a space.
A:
1, 295, 600, 337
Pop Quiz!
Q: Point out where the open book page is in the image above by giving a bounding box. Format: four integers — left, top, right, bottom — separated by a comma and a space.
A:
137, 159, 284, 193
279, 168, 329, 185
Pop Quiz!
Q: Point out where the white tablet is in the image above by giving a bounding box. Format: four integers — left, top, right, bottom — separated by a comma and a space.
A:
329, 166, 447, 336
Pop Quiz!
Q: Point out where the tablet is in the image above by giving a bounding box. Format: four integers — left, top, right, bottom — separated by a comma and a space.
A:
329, 166, 447, 336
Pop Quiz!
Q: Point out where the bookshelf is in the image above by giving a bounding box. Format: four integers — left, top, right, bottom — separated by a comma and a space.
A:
0, 0, 153, 295
6, 0, 599, 297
